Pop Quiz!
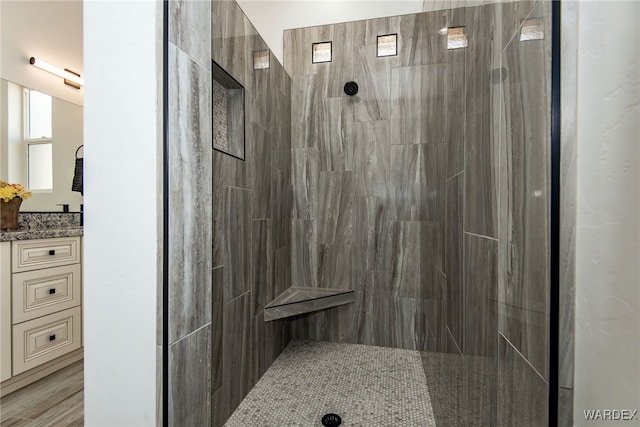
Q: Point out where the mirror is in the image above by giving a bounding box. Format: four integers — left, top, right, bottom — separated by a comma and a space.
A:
0, 79, 83, 212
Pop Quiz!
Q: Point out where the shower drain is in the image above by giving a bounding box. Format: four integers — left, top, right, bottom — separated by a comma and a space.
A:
321, 413, 342, 426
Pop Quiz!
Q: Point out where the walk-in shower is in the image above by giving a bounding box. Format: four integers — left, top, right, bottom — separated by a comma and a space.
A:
165, 0, 558, 425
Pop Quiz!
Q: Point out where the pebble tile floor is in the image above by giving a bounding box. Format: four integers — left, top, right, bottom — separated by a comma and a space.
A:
225, 340, 437, 427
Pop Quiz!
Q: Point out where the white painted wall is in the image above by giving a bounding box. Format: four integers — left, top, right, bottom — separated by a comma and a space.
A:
0, 0, 83, 107
573, 1, 640, 425
84, 0, 162, 425
236, 0, 426, 63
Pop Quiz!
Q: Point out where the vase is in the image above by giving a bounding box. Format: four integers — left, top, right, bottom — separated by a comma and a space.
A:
0, 198, 22, 231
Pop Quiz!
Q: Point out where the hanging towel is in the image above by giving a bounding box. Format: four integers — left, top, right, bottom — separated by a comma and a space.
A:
72, 145, 83, 195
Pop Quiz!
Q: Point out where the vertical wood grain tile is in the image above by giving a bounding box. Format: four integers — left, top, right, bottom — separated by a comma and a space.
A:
390, 67, 422, 145
272, 168, 291, 249
291, 74, 326, 149
251, 124, 271, 219
390, 221, 423, 299
211, 267, 224, 393
351, 271, 394, 347
246, 49, 271, 130
318, 171, 354, 244
223, 187, 251, 302
464, 5, 498, 238
353, 196, 391, 273
326, 21, 366, 98
498, 335, 548, 426
498, 2, 551, 378
463, 233, 497, 358
292, 148, 318, 219
445, 173, 463, 350
222, 293, 252, 416
273, 247, 290, 298
291, 219, 318, 287
251, 220, 273, 316
398, 11, 448, 67
317, 244, 352, 289
448, 48, 466, 179
320, 98, 354, 171
460, 353, 497, 426
169, 325, 211, 426
168, 43, 213, 343
420, 63, 451, 144
211, 387, 229, 427
353, 120, 390, 198
170, 0, 211, 69
349, 44, 392, 123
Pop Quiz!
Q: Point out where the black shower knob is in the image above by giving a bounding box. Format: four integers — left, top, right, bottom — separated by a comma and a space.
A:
343, 81, 358, 96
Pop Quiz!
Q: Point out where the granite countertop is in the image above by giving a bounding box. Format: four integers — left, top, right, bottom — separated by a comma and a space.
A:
0, 226, 84, 242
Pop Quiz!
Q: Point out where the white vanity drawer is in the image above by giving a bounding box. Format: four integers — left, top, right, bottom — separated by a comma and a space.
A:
12, 264, 82, 324
12, 306, 82, 375
12, 237, 81, 273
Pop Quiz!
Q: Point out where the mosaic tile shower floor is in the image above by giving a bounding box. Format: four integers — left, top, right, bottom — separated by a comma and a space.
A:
225, 340, 437, 427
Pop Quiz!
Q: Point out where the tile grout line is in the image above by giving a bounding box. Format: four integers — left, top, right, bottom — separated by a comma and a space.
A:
446, 170, 464, 182
169, 322, 212, 347
499, 332, 549, 385
446, 325, 463, 355
464, 231, 498, 241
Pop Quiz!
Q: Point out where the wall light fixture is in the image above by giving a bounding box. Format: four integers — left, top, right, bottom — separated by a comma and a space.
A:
29, 57, 84, 89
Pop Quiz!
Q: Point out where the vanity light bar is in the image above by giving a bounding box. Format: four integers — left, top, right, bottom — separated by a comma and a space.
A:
29, 57, 84, 88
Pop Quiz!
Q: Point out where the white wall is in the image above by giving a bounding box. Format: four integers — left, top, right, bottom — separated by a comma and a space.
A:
236, 0, 426, 63
0, 0, 83, 107
84, 0, 162, 425
573, 1, 640, 425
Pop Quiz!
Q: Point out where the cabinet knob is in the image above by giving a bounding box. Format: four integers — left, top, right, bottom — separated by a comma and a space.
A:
49, 335, 56, 341
48, 250, 56, 256
49, 288, 56, 294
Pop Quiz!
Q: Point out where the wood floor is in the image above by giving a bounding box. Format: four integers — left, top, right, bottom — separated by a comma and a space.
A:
0, 361, 83, 426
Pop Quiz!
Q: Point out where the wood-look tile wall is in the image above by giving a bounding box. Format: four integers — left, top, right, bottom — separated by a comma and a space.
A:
168, 0, 213, 423
210, 1, 293, 425
285, 10, 461, 352
286, 2, 553, 425
497, 1, 552, 425
168, 0, 293, 425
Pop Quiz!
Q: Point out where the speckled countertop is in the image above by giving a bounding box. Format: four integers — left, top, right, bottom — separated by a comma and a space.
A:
0, 212, 83, 242
0, 226, 84, 242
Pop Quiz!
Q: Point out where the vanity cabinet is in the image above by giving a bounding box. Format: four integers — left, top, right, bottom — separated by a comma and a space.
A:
0, 236, 83, 393
1, 242, 11, 382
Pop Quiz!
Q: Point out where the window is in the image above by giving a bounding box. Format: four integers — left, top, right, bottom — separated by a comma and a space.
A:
253, 50, 270, 70
447, 27, 468, 50
24, 89, 53, 191
520, 18, 544, 41
27, 142, 53, 191
25, 89, 52, 139
312, 42, 332, 63
377, 34, 398, 57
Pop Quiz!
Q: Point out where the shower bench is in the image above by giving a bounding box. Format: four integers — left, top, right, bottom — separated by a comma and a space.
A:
264, 286, 355, 322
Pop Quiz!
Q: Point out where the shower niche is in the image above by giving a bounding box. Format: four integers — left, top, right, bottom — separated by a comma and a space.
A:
212, 60, 245, 160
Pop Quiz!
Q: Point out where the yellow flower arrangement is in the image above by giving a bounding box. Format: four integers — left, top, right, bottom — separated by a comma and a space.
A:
0, 181, 32, 202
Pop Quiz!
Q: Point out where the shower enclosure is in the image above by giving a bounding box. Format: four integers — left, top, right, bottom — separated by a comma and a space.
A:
165, 0, 556, 425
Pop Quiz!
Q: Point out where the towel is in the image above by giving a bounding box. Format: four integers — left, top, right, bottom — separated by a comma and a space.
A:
72, 145, 83, 195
